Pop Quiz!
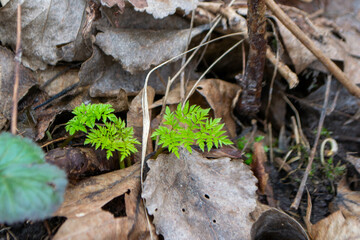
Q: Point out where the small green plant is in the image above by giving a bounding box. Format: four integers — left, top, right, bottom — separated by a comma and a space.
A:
322, 157, 346, 181
314, 127, 333, 138
65, 103, 140, 167
152, 101, 233, 158
0, 133, 67, 224
237, 135, 268, 165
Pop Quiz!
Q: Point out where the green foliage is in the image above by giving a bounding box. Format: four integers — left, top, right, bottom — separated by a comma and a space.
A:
313, 127, 333, 138
322, 157, 346, 181
0, 133, 67, 224
152, 101, 233, 158
66, 103, 140, 161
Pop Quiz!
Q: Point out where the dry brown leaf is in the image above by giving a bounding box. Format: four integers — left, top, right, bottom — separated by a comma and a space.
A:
0, 46, 39, 133
53, 162, 156, 240
309, 210, 360, 240
95, 26, 206, 74
331, 178, 360, 217
196, 79, 241, 138
308, 178, 360, 240
275, 7, 345, 73
142, 147, 258, 240
36, 67, 80, 97
0, 46, 37, 120
127, 86, 155, 158
99, 0, 197, 19
79, 46, 174, 96
130, 0, 198, 19
105, 88, 129, 112
100, 0, 125, 12
0, 1, 90, 70
251, 142, 269, 195
150, 81, 197, 108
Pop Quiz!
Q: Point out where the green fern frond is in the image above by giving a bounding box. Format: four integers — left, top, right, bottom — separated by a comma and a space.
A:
152, 101, 233, 158
66, 103, 140, 163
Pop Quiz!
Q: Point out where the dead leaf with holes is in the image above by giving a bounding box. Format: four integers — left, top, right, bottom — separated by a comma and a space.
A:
53, 163, 157, 240
142, 147, 258, 240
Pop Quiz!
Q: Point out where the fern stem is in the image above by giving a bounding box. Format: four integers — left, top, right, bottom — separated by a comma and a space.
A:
119, 158, 125, 169
126, 157, 132, 167
60, 132, 76, 148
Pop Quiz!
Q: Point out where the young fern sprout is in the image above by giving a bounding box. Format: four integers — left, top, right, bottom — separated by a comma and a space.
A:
152, 101, 233, 158
65, 103, 140, 168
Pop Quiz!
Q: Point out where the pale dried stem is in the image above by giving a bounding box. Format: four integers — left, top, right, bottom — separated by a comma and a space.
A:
11, 5, 22, 135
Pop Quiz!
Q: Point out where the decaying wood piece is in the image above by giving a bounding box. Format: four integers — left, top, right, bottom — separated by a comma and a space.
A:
236, 0, 267, 114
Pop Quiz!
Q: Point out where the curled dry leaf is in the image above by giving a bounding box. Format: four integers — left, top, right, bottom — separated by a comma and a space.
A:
142, 147, 258, 240
250, 142, 269, 195
53, 162, 156, 240
309, 210, 360, 240
0, 0, 89, 70
251, 209, 309, 240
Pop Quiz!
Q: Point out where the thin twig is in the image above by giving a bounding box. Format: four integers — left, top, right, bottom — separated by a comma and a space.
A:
41, 136, 68, 148
291, 75, 332, 210
265, 0, 360, 98
11, 5, 22, 135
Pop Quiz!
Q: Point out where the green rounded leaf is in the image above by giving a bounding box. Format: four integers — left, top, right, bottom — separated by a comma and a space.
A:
0, 133, 67, 224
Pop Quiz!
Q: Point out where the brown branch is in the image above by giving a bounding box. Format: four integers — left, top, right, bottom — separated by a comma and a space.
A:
11, 5, 22, 135
265, 0, 360, 98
